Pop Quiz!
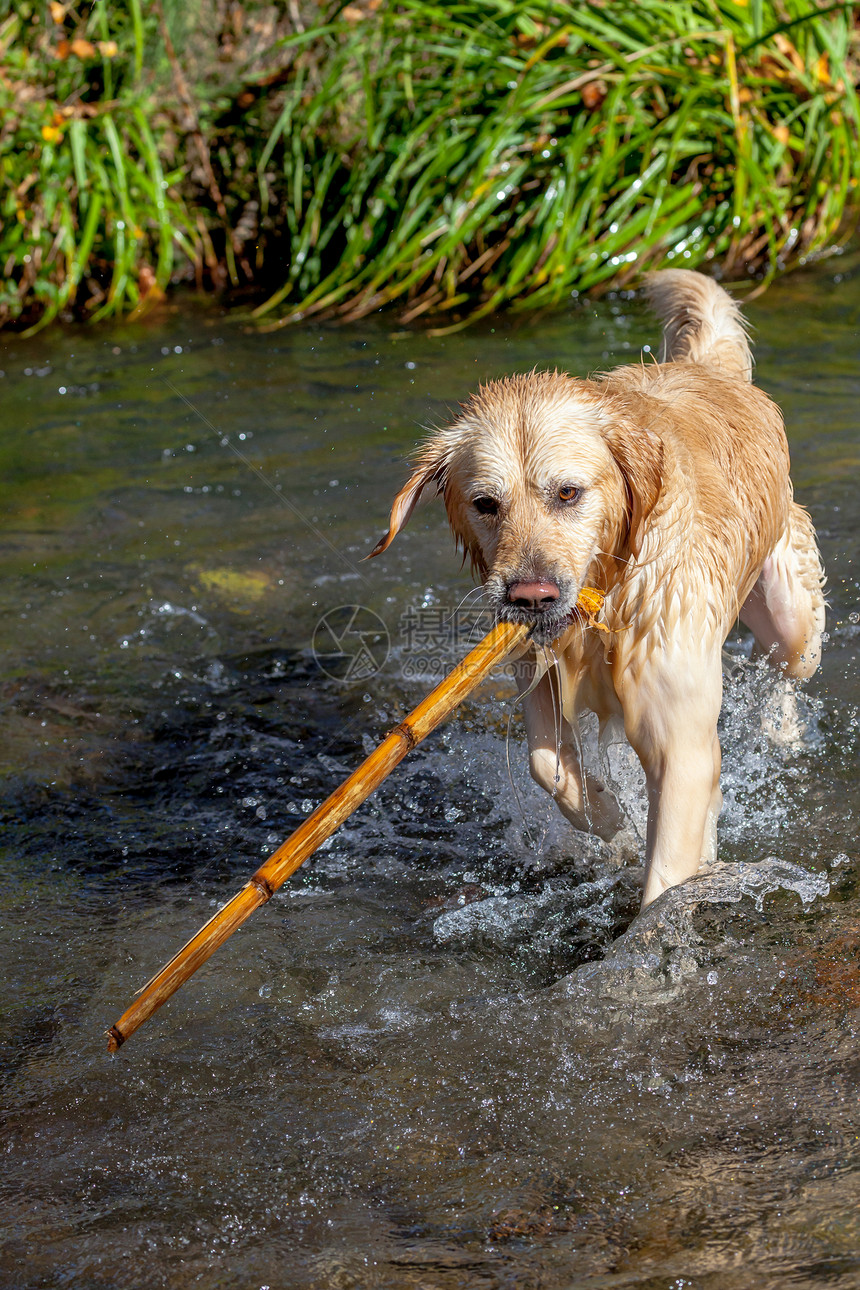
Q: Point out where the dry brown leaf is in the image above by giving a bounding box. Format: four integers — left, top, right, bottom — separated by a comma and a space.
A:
773, 33, 804, 73
70, 38, 97, 59
574, 586, 610, 633
581, 80, 607, 110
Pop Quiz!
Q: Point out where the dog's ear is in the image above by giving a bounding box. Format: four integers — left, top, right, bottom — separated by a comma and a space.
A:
366, 452, 448, 559
603, 422, 663, 558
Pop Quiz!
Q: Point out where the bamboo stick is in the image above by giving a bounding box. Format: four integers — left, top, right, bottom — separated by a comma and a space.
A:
106, 619, 529, 1052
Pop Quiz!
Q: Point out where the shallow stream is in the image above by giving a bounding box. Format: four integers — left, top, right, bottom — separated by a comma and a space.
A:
1, 265, 859, 1288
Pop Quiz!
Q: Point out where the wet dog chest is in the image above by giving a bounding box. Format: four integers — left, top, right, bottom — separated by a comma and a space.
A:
557, 637, 623, 726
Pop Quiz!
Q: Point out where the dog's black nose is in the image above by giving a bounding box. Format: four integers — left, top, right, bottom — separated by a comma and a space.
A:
507, 580, 561, 611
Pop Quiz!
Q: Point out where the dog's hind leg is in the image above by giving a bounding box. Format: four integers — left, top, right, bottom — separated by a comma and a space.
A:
518, 666, 625, 841
739, 502, 825, 680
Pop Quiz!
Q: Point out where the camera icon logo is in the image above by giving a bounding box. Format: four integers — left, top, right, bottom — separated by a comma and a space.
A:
312, 605, 390, 683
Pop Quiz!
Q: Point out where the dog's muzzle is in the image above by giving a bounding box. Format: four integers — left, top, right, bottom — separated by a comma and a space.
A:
497, 578, 574, 645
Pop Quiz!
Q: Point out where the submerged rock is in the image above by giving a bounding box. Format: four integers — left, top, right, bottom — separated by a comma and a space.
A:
552, 856, 831, 1015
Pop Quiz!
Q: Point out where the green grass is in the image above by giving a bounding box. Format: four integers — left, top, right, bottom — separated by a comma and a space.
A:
1, 1, 859, 335
0, 4, 200, 333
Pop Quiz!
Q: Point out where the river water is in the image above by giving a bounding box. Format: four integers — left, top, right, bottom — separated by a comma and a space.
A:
1, 265, 858, 1289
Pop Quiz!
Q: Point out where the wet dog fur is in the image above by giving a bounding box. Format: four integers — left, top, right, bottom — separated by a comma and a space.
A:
369, 270, 826, 908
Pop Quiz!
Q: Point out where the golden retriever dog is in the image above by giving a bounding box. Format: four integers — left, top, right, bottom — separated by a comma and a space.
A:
369, 270, 825, 908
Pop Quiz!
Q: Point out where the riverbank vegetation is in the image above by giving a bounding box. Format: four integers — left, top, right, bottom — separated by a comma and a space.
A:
1, 0, 859, 334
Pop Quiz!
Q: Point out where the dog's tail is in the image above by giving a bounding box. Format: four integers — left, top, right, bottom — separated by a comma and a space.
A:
643, 269, 753, 382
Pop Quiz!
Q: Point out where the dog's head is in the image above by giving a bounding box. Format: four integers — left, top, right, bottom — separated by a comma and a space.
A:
369, 371, 663, 644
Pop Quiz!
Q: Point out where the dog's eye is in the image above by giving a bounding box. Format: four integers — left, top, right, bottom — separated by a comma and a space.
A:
557, 485, 581, 504
472, 496, 499, 516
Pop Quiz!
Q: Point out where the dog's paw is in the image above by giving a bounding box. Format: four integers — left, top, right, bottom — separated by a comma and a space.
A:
760, 679, 807, 749
604, 824, 641, 870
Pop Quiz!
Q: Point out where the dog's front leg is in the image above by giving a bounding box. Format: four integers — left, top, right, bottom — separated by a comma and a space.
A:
517, 663, 625, 840
619, 649, 724, 908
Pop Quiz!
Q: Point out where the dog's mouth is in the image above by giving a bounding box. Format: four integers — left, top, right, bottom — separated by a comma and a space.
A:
492, 576, 580, 646
497, 601, 580, 646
